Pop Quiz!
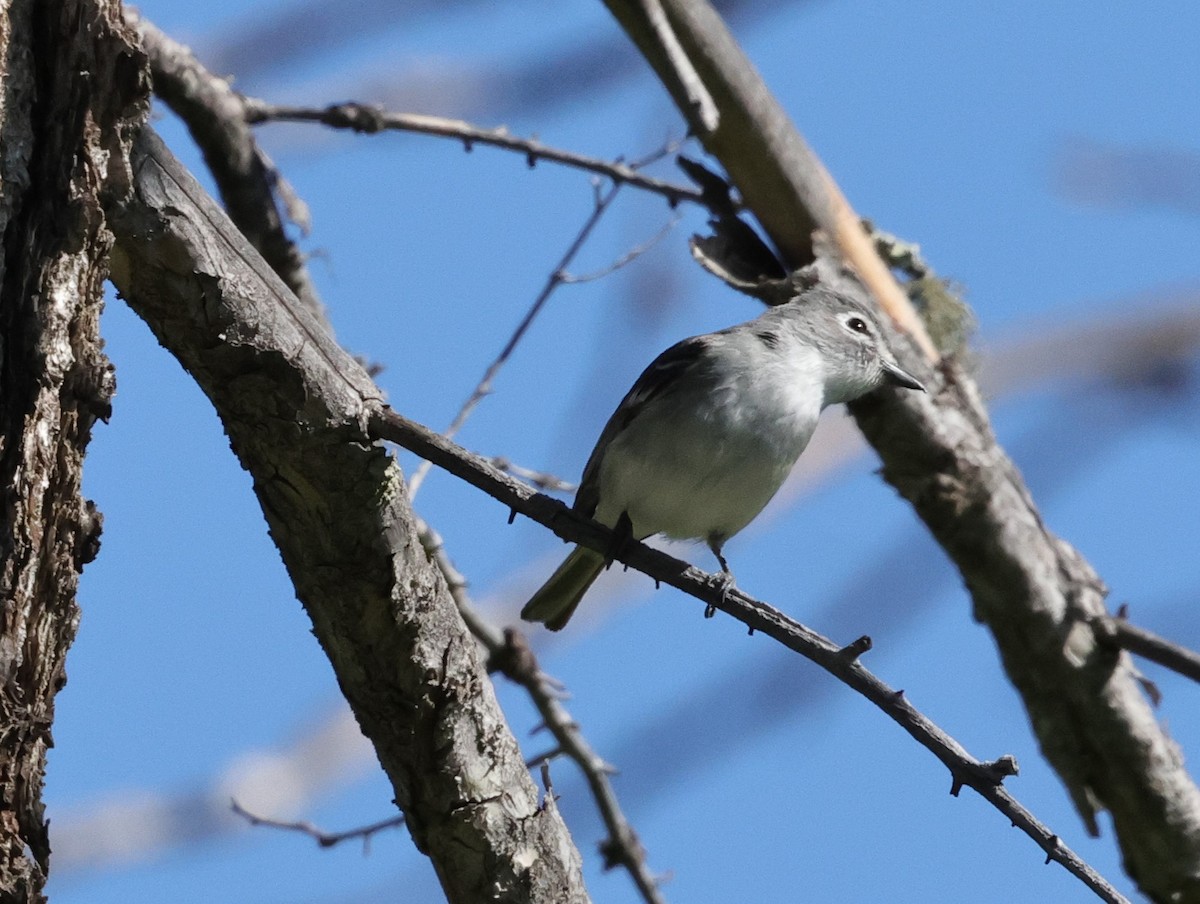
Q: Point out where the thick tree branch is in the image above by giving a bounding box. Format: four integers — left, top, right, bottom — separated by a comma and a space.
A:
603, 0, 935, 358
106, 126, 590, 904
600, 1, 1200, 900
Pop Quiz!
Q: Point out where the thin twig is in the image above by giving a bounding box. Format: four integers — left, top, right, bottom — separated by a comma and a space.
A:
414, 519, 668, 904
405, 179, 623, 498
242, 98, 704, 208
559, 211, 682, 285
408, 137, 681, 499
369, 405, 1130, 904
1093, 615, 1200, 686
231, 799, 404, 852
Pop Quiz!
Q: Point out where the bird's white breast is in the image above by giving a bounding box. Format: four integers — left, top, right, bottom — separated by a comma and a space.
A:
593, 338, 825, 542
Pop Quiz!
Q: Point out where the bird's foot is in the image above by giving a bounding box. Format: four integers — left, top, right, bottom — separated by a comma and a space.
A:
704, 570, 737, 618
703, 537, 736, 617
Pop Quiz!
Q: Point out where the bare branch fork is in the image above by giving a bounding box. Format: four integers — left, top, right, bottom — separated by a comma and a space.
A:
368, 406, 1128, 904
409, 139, 680, 499
231, 800, 404, 852
234, 525, 653, 893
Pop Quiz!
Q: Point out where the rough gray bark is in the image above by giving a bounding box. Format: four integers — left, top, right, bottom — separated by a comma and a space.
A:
107, 127, 589, 904
0, 1, 146, 899
602, 1, 1200, 900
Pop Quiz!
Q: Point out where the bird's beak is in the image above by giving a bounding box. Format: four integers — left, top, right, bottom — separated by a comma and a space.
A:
881, 358, 925, 392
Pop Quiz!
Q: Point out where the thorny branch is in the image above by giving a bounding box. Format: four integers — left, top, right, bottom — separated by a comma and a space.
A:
242, 99, 703, 207
369, 406, 1129, 904
416, 520, 668, 904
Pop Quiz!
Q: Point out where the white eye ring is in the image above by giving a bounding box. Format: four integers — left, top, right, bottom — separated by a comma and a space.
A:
845, 316, 870, 335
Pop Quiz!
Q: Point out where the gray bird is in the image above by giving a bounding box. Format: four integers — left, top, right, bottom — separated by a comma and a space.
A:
521, 285, 925, 631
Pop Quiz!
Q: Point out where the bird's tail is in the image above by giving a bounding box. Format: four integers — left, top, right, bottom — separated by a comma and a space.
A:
520, 546, 606, 631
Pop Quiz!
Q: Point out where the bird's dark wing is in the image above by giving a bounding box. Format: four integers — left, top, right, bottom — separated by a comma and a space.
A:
574, 334, 714, 518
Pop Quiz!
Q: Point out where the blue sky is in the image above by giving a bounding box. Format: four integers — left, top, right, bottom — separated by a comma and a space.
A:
47, 2, 1200, 902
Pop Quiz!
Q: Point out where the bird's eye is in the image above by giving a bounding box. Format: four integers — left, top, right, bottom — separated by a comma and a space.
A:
846, 316, 870, 334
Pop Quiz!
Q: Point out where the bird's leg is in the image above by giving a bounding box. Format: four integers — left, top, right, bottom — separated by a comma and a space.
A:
604, 511, 634, 570
705, 536, 736, 617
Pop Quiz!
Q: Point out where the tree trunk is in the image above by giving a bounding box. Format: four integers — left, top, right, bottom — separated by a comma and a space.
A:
0, 1, 146, 898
